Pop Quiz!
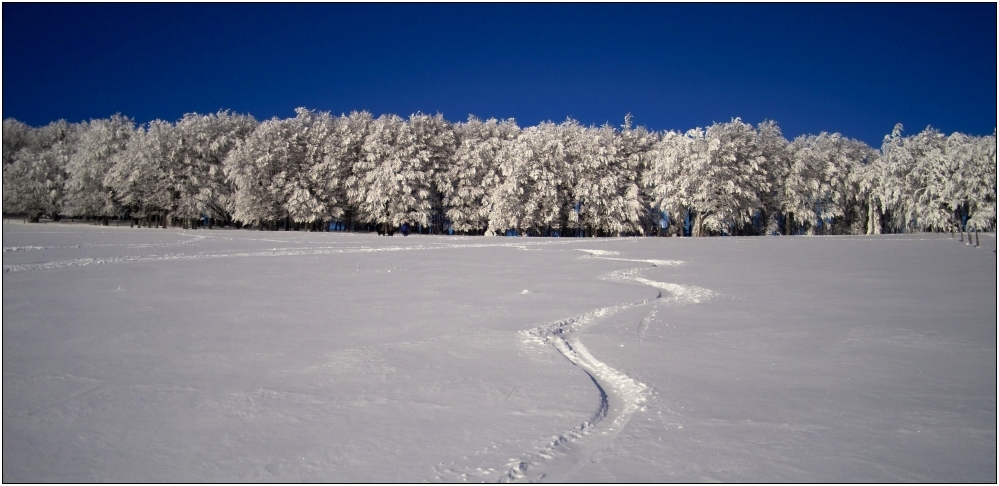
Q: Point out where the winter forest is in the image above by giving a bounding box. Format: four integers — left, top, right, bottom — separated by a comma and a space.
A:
3, 110, 996, 237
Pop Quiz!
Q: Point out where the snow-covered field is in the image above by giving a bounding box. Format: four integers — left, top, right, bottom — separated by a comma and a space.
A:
3, 222, 996, 482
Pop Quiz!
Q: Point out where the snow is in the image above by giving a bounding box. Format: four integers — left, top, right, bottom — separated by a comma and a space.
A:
3, 222, 996, 482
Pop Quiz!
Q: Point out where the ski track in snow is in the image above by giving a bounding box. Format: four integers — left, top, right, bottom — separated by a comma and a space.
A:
439, 249, 713, 483
1, 238, 583, 274
5, 230, 716, 482
2, 233, 209, 253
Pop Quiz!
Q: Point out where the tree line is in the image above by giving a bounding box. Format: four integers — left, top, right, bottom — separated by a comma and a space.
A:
3, 109, 995, 236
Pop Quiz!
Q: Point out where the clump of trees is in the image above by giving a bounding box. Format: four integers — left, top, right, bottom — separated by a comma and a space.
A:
3, 110, 995, 236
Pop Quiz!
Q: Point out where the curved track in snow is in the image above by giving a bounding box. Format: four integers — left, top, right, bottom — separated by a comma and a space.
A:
495, 249, 713, 482
5, 229, 713, 481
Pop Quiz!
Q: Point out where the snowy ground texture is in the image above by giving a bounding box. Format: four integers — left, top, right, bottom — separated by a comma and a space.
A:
3, 222, 996, 483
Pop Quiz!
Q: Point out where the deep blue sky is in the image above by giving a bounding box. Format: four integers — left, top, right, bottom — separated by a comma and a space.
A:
3, 3, 995, 147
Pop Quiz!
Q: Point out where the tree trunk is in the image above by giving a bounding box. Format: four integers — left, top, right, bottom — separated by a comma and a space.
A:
867, 199, 882, 235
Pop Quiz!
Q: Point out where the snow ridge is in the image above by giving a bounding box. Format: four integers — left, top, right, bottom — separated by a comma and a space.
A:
493, 251, 713, 482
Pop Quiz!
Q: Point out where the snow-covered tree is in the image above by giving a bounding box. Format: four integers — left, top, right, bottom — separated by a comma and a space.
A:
648, 119, 769, 237
830, 136, 877, 235
225, 117, 300, 228
859, 123, 910, 234
2, 120, 77, 221
487, 121, 575, 236
964, 130, 997, 231
444, 116, 519, 234
3, 118, 33, 166
863, 124, 995, 233
645, 129, 695, 236
332, 111, 375, 230
9, 106, 992, 238
408, 113, 457, 233
279, 108, 338, 226
290, 108, 350, 227
349, 114, 437, 232
570, 119, 651, 236
755, 120, 792, 235
856, 154, 884, 235
699, 118, 770, 235
64, 115, 135, 222
173, 110, 257, 225
616, 115, 662, 234
905, 127, 960, 232
105, 119, 178, 226
894, 127, 998, 233
784, 132, 872, 235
